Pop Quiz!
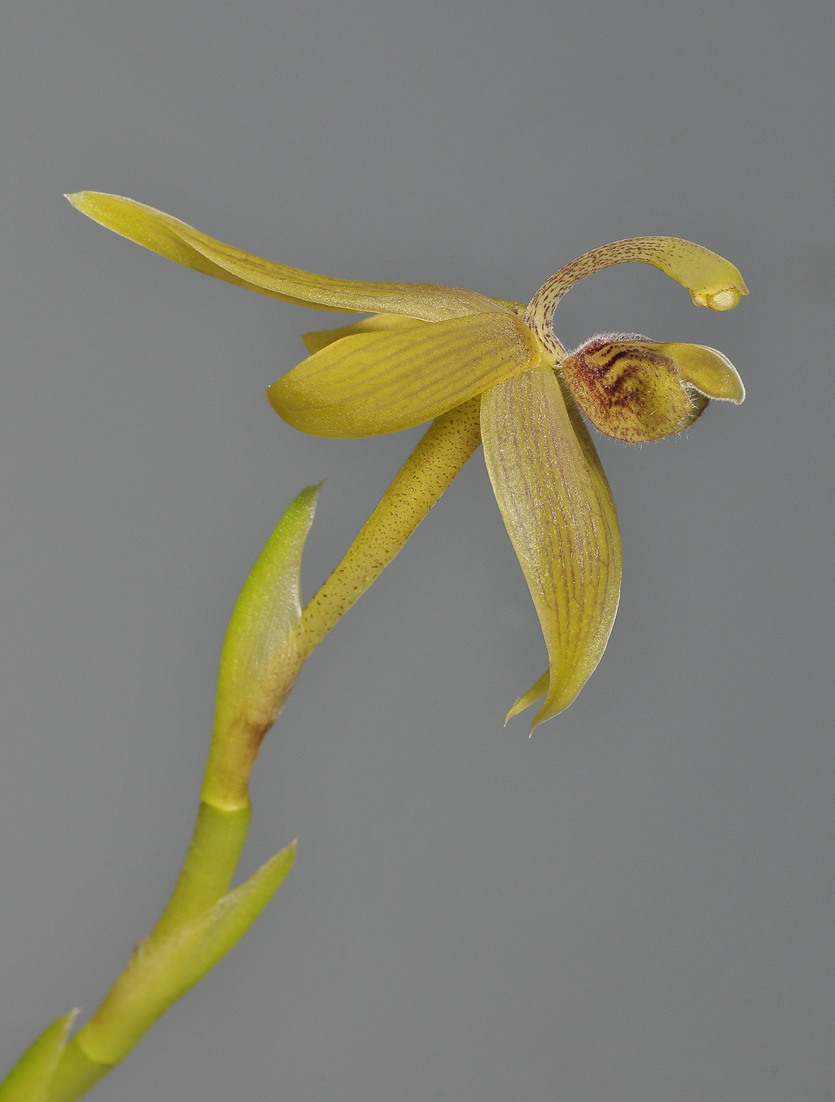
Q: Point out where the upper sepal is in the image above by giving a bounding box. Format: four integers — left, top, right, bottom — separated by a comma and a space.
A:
66, 192, 505, 321
560, 334, 745, 443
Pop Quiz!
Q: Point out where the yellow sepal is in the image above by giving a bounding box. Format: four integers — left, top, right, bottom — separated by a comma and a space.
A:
481, 363, 622, 728
66, 192, 506, 321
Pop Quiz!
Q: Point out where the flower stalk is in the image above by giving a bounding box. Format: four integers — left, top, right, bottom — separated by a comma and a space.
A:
295, 395, 482, 659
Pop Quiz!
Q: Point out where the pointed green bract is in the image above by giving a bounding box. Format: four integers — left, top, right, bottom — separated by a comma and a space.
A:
204, 485, 320, 810
481, 363, 622, 728
269, 312, 540, 438
66, 192, 505, 321
72, 842, 296, 1066
0, 1011, 78, 1102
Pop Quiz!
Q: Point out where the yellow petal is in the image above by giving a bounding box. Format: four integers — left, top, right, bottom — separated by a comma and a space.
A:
525, 237, 748, 356
66, 192, 505, 321
560, 336, 746, 443
301, 313, 426, 354
481, 363, 622, 728
268, 312, 541, 438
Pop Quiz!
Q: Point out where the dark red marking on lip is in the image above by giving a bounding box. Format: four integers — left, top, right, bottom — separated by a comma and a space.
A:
559, 334, 707, 443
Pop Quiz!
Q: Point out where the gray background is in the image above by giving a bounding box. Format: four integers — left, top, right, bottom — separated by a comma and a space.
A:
1, 2, 832, 1100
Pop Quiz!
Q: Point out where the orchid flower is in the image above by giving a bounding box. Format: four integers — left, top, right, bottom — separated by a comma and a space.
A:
67, 193, 746, 730
0, 198, 748, 1102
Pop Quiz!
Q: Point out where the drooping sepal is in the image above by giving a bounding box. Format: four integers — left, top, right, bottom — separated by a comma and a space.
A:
560, 335, 745, 442
481, 362, 622, 728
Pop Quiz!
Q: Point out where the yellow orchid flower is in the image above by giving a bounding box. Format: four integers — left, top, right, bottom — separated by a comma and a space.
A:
67, 192, 746, 730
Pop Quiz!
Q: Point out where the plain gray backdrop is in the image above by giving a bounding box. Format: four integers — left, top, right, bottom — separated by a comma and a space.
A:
2, 1, 832, 1100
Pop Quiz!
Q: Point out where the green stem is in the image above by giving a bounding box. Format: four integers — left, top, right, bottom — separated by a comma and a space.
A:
40, 1041, 109, 1102
43, 803, 252, 1102
151, 800, 252, 938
